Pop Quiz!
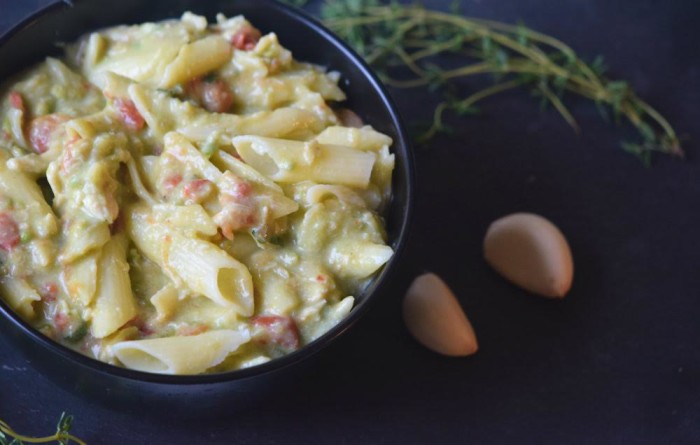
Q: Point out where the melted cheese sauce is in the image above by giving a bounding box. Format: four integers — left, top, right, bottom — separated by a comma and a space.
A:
0, 12, 394, 374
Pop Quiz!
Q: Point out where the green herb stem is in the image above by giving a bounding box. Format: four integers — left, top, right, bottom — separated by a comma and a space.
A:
318, 0, 683, 163
0, 413, 86, 445
419, 78, 524, 142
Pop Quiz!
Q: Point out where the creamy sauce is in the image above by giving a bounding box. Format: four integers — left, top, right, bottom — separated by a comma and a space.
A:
0, 13, 394, 374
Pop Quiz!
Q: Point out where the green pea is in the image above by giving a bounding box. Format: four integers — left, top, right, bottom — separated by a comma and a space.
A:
19, 231, 32, 244
202, 140, 219, 158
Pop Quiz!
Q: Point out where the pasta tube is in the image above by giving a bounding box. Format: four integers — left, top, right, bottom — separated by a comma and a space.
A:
315, 125, 392, 152
111, 329, 250, 374
0, 151, 57, 239
0, 276, 41, 319
232, 135, 376, 188
327, 239, 394, 279
62, 254, 98, 307
160, 36, 232, 88
127, 203, 254, 316
91, 234, 137, 338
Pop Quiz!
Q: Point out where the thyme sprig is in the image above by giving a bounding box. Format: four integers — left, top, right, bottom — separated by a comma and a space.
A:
313, 0, 682, 165
0, 413, 85, 445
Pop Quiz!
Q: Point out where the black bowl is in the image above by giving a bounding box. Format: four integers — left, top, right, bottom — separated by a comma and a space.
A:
0, 0, 413, 411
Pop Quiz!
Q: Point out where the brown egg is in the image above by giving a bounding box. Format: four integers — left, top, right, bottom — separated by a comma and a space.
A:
402, 273, 478, 357
484, 213, 574, 298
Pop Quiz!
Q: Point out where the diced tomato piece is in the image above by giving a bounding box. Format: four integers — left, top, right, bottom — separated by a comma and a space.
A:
187, 78, 234, 113
114, 98, 145, 131
0, 213, 20, 251
231, 181, 252, 200
60, 142, 80, 174
214, 204, 256, 240
9, 91, 25, 112
251, 315, 300, 351
183, 178, 213, 201
162, 174, 182, 193
219, 172, 252, 202
127, 316, 154, 337
28, 114, 69, 154
230, 26, 262, 51
53, 312, 69, 334
60, 133, 84, 174
41, 282, 59, 302
201, 79, 234, 113
218, 224, 234, 241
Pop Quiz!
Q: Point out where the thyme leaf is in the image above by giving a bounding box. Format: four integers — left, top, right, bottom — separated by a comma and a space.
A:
0, 413, 85, 445
284, 0, 684, 163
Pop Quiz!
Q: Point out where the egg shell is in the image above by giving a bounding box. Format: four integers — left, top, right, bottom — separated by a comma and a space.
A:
483, 212, 573, 298
402, 273, 478, 357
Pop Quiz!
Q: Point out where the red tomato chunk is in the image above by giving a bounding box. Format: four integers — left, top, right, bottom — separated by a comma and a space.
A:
183, 178, 213, 201
202, 80, 234, 113
114, 98, 145, 131
0, 213, 20, 251
28, 114, 69, 154
187, 78, 234, 113
53, 311, 69, 334
230, 27, 262, 51
41, 282, 59, 302
251, 315, 300, 351
231, 181, 251, 200
162, 174, 183, 193
9, 91, 25, 112
127, 316, 154, 337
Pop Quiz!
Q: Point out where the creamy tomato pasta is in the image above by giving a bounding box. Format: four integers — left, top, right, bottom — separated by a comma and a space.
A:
0, 12, 394, 374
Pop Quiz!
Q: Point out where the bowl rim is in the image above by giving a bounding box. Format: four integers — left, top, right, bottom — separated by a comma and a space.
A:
0, 0, 415, 384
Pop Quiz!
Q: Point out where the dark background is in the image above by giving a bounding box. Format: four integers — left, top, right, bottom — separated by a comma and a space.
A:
1, 0, 699, 443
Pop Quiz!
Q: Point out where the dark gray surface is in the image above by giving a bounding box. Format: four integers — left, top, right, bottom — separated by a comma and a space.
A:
1, 0, 699, 443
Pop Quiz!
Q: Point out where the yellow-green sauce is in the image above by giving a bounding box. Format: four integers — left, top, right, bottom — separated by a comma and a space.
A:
0, 12, 394, 374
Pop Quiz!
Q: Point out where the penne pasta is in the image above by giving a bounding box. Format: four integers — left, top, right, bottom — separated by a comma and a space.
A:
160, 36, 232, 88
232, 135, 376, 188
112, 329, 250, 374
81, 22, 192, 88
0, 151, 58, 239
327, 240, 394, 279
59, 220, 110, 264
128, 83, 215, 139
0, 276, 41, 319
305, 184, 366, 208
315, 125, 393, 152
149, 284, 179, 323
91, 234, 137, 338
62, 253, 98, 307
236, 107, 326, 140
0, 11, 395, 375
248, 250, 300, 314
213, 150, 283, 193
127, 203, 254, 316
